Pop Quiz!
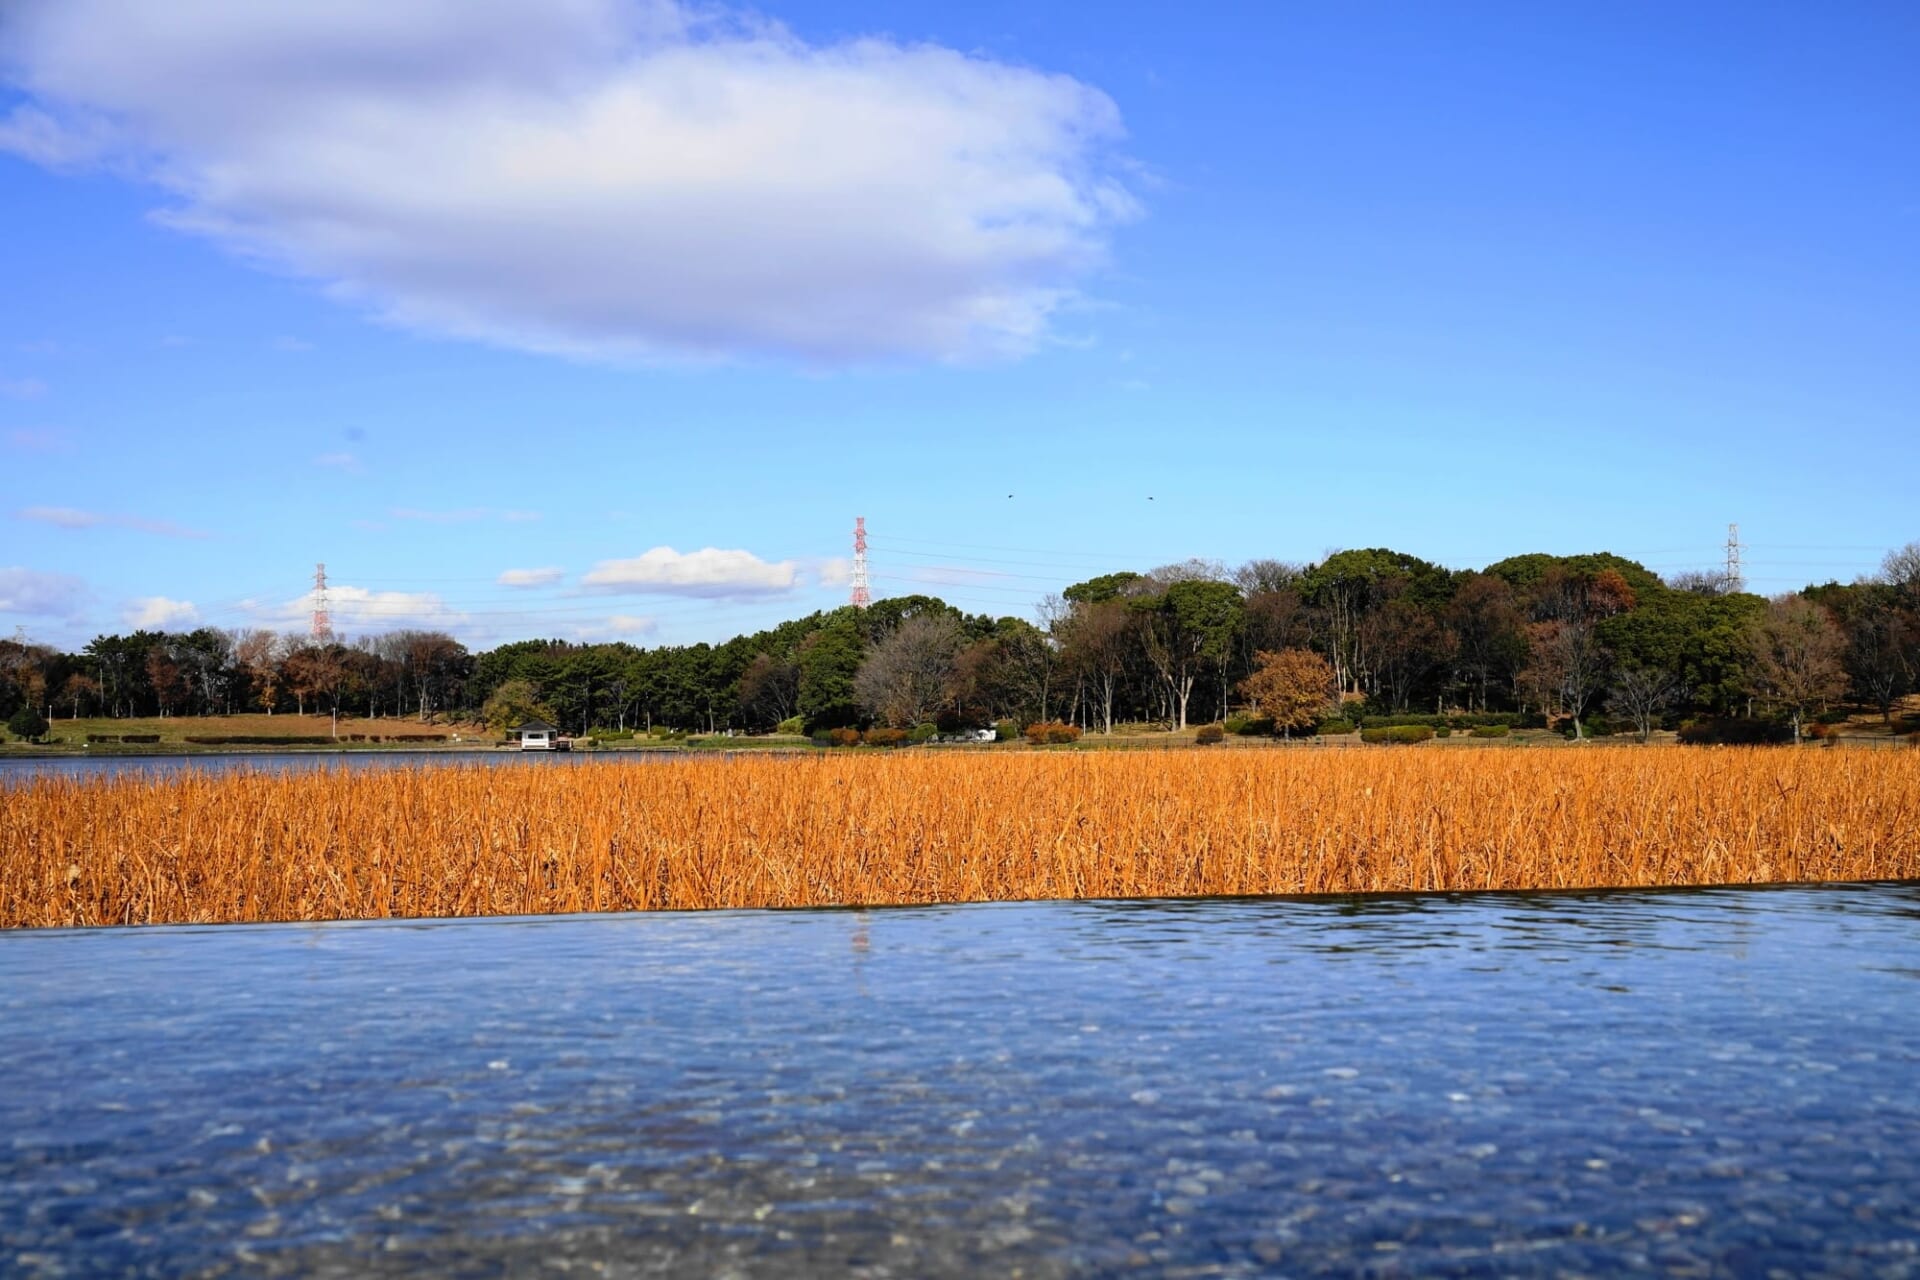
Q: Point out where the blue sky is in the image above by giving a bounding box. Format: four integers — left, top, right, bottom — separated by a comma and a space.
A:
3, 0, 1915, 649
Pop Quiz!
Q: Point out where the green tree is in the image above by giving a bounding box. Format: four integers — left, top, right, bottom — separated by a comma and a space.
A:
1135, 578, 1242, 730
7, 705, 50, 742
480, 678, 554, 733
797, 621, 865, 731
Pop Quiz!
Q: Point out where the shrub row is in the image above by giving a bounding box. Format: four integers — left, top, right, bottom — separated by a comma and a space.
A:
1315, 719, 1356, 736
810, 727, 921, 748
1360, 712, 1543, 730
1676, 718, 1794, 746
1470, 724, 1511, 738
1194, 724, 1225, 745
1024, 721, 1083, 745
178, 734, 452, 745
1360, 725, 1436, 745
87, 734, 161, 744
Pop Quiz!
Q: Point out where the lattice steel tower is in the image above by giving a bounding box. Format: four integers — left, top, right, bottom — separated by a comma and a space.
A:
1724, 524, 1744, 594
311, 562, 334, 640
850, 517, 871, 610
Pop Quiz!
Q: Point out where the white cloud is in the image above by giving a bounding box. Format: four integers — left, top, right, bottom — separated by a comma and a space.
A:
1, 376, 49, 399
0, 0, 1136, 365
123, 595, 198, 628
16, 505, 207, 537
0, 566, 87, 617
812, 557, 852, 587
499, 566, 565, 588
314, 451, 361, 470
570, 613, 659, 641
241, 584, 467, 633
582, 545, 796, 598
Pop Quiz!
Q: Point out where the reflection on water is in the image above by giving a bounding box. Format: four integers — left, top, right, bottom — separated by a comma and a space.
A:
4, 885, 1918, 1276
0, 749, 658, 785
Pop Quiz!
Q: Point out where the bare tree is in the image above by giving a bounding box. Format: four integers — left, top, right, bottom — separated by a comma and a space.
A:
1748, 596, 1847, 743
1519, 619, 1610, 739
1233, 559, 1307, 595
853, 614, 963, 729
1446, 574, 1526, 712
1665, 569, 1732, 597
1056, 599, 1134, 735
233, 629, 284, 714
737, 653, 800, 729
1612, 667, 1678, 742
1882, 542, 1920, 617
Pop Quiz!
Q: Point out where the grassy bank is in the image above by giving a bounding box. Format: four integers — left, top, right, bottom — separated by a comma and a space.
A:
3, 713, 495, 752
5, 747, 1917, 928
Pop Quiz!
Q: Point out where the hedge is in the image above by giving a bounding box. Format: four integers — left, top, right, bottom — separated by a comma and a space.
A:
1194, 724, 1225, 745
1024, 721, 1082, 745
1676, 718, 1793, 745
1469, 725, 1511, 738
1360, 725, 1435, 744
1314, 719, 1356, 736
1360, 712, 1538, 731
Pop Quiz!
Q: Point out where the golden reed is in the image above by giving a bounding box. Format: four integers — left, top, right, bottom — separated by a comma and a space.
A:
5, 747, 1918, 928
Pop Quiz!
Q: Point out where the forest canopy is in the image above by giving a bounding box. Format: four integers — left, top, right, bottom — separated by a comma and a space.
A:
4, 544, 1915, 744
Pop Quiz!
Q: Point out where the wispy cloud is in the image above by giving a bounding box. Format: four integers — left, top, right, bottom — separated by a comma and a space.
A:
499, 567, 565, 588
0, 566, 88, 618
4, 428, 70, 453
270, 335, 314, 352
314, 451, 361, 471
0, 0, 1135, 365
1, 376, 48, 399
16, 505, 208, 538
582, 546, 797, 598
123, 595, 198, 628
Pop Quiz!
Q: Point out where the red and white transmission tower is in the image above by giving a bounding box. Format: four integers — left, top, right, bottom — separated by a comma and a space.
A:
850, 517, 871, 610
311, 563, 334, 640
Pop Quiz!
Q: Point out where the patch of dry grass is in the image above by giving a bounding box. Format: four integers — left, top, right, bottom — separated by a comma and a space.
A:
5, 748, 1917, 928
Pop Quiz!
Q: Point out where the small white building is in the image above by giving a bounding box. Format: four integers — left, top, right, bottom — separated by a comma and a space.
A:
514, 719, 558, 751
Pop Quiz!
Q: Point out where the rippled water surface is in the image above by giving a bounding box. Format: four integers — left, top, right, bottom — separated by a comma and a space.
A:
0, 749, 655, 784
4, 886, 1919, 1277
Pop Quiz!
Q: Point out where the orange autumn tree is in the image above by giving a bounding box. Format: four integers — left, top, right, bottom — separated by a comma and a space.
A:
1239, 648, 1337, 737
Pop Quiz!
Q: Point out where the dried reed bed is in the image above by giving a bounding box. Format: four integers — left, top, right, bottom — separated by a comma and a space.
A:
5, 747, 1918, 928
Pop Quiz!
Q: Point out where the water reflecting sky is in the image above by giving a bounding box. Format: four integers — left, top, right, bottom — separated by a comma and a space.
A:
0, 749, 657, 785
4, 885, 1918, 1276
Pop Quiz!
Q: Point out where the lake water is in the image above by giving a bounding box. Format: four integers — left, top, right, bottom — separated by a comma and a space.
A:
4, 886, 1918, 1277
0, 749, 654, 785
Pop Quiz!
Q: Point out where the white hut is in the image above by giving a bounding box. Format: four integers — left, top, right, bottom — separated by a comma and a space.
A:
514, 719, 558, 751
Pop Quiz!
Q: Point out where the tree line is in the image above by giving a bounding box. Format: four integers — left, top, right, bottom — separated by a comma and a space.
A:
3, 542, 1915, 743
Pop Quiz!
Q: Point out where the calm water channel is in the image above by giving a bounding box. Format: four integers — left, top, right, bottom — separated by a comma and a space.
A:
4, 886, 1918, 1277
0, 749, 662, 785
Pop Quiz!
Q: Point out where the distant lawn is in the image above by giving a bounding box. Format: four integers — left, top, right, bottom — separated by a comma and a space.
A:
8, 713, 497, 750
